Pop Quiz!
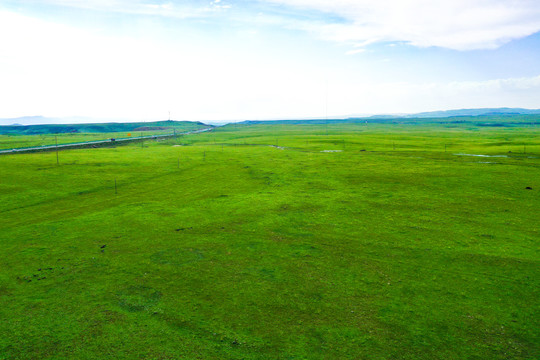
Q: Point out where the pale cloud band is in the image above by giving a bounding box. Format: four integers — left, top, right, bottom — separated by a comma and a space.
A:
264, 0, 540, 50
21, 0, 540, 50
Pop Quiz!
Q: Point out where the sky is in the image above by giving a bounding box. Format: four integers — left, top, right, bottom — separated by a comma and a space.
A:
1, 0, 540, 123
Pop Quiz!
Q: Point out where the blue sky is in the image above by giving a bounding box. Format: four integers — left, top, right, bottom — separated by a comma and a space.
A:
1, 0, 540, 122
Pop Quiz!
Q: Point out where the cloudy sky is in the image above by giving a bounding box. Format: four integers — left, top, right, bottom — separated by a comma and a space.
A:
1, 0, 540, 122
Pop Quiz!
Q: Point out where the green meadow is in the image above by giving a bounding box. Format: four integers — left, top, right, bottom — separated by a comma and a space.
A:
0, 131, 176, 150
0, 123, 538, 359
0, 121, 206, 150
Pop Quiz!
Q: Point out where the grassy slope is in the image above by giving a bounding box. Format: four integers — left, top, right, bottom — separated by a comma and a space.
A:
240, 114, 540, 126
0, 120, 207, 135
0, 123, 538, 359
0, 121, 208, 149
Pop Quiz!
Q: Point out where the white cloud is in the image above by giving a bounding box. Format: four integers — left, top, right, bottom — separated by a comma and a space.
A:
21, 0, 231, 19
0, 10, 210, 119
446, 75, 540, 93
345, 48, 365, 55
336, 75, 540, 114
263, 0, 540, 50
14, 1, 540, 50
0, 7, 539, 121
0, 10, 332, 120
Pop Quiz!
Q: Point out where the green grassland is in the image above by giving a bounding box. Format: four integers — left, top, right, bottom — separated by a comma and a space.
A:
0, 121, 208, 150
0, 123, 539, 359
240, 113, 540, 126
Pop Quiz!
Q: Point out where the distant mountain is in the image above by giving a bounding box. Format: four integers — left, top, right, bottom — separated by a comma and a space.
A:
236, 108, 540, 125
0, 116, 124, 126
0, 116, 52, 126
407, 108, 540, 118
2, 108, 540, 128
238, 112, 540, 126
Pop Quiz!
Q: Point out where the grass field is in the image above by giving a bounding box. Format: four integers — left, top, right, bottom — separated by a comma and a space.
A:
0, 123, 539, 359
0, 131, 174, 150
0, 121, 207, 150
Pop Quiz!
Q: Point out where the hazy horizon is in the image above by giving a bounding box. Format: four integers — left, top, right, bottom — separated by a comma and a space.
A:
2, 107, 540, 127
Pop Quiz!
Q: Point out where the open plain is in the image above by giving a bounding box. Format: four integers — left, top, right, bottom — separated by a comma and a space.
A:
0, 121, 539, 359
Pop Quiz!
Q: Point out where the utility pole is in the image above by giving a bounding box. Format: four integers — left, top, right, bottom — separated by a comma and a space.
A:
55, 135, 59, 165
325, 80, 328, 136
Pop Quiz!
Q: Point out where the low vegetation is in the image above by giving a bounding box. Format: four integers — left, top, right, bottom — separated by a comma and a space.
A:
0, 121, 208, 150
0, 121, 538, 359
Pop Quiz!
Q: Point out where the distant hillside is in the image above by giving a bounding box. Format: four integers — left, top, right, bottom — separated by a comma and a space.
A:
238, 113, 540, 126
407, 108, 540, 118
0, 120, 210, 135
